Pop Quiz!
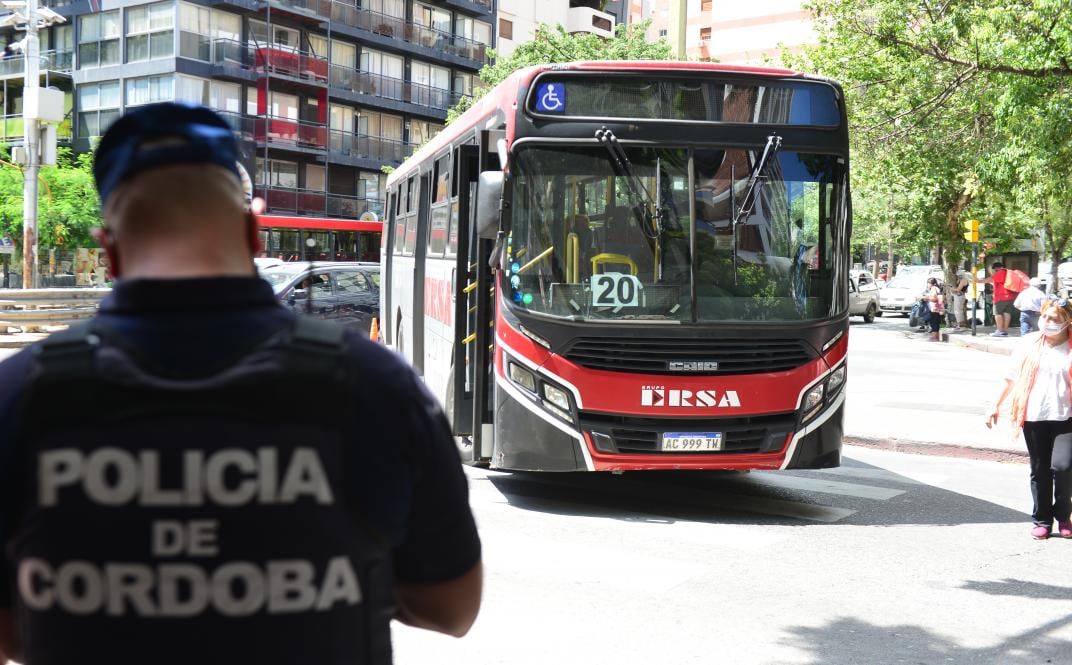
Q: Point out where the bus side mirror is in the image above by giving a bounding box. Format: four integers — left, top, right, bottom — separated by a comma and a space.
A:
474, 171, 504, 240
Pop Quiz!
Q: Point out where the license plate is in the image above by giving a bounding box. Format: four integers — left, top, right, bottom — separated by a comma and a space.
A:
661, 432, 723, 452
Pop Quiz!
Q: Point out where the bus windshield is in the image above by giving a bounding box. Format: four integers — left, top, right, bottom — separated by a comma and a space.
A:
506, 145, 845, 323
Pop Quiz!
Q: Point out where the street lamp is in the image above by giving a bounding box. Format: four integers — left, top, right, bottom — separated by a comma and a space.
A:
2, 0, 66, 289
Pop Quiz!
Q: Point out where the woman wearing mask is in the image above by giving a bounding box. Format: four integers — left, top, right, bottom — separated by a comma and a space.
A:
987, 297, 1072, 539
923, 277, 943, 342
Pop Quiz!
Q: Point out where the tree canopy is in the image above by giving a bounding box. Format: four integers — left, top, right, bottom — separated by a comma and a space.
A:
0, 148, 100, 251
789, 0, 1072, 281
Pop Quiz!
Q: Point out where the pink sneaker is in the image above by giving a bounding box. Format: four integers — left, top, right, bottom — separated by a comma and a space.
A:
1032, 525, 1051, 540
1058, 521, 1072, 538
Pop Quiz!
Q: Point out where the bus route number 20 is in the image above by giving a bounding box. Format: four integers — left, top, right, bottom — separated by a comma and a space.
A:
589, 273, 643, 308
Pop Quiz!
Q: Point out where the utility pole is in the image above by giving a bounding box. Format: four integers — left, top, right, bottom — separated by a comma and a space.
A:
22, 0, 38, 289
667, 0, 686, 59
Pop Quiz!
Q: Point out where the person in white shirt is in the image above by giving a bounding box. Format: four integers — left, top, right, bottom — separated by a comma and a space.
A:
1014, 277, 1046, 336
987, 296, 1072, 540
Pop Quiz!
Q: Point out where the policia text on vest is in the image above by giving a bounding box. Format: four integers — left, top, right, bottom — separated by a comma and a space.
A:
18, 446, 362, 617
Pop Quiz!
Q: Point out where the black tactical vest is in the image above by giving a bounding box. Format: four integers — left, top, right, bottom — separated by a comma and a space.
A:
5, 318, 394, 665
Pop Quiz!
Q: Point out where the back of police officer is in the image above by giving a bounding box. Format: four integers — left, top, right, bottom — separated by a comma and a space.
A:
0, 103, 482, 665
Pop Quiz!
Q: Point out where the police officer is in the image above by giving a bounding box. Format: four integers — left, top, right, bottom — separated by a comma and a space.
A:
0, 103, 482, 665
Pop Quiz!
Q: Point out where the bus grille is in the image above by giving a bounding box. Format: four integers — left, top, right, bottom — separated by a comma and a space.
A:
579, 412, 796, 455
561, 337, 815, 375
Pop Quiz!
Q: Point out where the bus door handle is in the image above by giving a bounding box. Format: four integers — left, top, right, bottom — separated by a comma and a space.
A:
451, 267, 457, 302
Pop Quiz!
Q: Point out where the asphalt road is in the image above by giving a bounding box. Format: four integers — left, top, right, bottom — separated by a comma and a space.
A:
393, 447, 1072, 665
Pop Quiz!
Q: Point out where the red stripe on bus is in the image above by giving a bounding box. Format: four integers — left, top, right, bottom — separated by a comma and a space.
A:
257, 216, 383, 232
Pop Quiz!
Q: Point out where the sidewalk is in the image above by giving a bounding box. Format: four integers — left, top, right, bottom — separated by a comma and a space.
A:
942, 324, 1021, 356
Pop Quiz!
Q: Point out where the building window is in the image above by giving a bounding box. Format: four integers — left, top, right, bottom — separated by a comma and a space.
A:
701, 0, 712, 10
127, 1, 175, 63
407, 119, 441, 145
658, 29, 667, 37
499, 18, 512, 40
126, 74, 174, 106
331, 40, 355, 68
256, 158, 299, 188
306, 164, 325, 191
700, 27, 712, 43
413, 2, 451, 33
358, 171, 383, 201
78, 10, 119, 69
77, 80, 120, 137
179, 3, 210, 60
360, 48, 403, 79
454, 71, 475, 96
175, 75, 240, 114
456, 16, 492, 45
329, 103, 355, 132
248, 19, 299, 50
365, 0, 403, 18
359, 110, 402, 142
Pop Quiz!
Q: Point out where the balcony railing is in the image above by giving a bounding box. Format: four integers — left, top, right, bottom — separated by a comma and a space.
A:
328, 63, 462, 111
256, 186, 384, 219
328, 1, 490, 65
253, 45, 329, 84
181, 37, 328, 85
328, 128, 409, 163
0, 114, 73, 142
219, 112, 328, 150
0, 49, 73, 77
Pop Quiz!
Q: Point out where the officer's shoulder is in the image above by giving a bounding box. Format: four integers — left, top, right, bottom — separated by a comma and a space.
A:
339, 331, 423, 395
0, 345, 40, 400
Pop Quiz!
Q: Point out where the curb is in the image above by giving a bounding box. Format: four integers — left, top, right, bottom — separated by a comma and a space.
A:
943, 332, 1015, 355
844, 435, 1027, 463
0, 334, 48, 349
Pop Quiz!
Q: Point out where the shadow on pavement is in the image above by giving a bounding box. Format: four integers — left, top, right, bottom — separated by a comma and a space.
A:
960, 578, 1072, 601
486, 458, 1028, 527
782, 613, 1072, 665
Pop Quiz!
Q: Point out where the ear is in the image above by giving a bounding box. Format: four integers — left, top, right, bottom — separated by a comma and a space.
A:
92, 227, 121, 279
245, 210, 262, 256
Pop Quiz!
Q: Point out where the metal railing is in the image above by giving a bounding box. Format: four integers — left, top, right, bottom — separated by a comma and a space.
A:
328, 1, 490, 65
255, 186, 384, 219
327, 63, 462, 110
328, 128, 409, 162
0, 49, 73, 77
0, 114, 73, 143
0, 288, 110, 332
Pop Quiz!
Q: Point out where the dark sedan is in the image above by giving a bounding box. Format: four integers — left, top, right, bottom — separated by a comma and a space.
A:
261, 262, 380, 334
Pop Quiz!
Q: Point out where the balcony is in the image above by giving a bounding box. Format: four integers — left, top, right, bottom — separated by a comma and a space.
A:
256, 186, 384, 219
219, 112, 328, 151
254, 45, 329, 85
181, 37, 328, 86
0, 49, 73, 80
328, 63, 463, 112
270, 0, 333, 20
0, 114, 73, 143
328, 128, 409, 163
328, 1, 490, 66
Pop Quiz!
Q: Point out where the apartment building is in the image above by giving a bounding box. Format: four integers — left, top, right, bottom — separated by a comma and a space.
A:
0, 0, 493, 259
629, 0, 814, 65
495, 0, 621, 58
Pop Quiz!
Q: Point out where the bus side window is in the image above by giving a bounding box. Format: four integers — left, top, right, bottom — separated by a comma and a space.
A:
393, 187, 406, 256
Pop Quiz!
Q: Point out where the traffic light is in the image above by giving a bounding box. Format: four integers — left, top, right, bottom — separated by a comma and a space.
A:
963, 219, 980, 243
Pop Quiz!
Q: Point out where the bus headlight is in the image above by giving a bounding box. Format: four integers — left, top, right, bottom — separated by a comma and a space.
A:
826, 365, 846, 397
508, 362, 537, 393
542, 383, 571, 413
802, 383, 825, 421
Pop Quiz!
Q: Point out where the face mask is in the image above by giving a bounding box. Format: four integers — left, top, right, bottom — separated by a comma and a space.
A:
1042, 322, 1067, 337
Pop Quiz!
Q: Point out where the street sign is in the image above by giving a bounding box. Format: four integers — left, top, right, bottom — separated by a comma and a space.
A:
0, 237, 14, 255
963, 219, 979, 243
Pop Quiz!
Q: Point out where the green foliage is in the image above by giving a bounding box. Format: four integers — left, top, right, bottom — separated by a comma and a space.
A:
0, 147, 100, 250
789, 0, 1072, 273
445, 20, 674, 125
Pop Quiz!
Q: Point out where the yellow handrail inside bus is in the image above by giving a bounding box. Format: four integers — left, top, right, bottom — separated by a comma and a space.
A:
517, 246, 553, 275
565, 233, 580, 283
591, 253, 638, 276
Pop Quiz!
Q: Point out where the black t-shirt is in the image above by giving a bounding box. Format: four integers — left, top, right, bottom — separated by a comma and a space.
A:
0, 277, 481, 663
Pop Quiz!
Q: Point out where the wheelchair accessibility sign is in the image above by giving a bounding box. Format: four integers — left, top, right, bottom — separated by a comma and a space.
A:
535, 83, 566, 113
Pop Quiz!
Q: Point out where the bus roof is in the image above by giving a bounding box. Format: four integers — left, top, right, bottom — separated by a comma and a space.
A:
388, 60, 807, 188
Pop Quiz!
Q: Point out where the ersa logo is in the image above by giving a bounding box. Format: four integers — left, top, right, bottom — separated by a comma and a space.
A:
535, 82, 566, 113
641, 386, 741, 408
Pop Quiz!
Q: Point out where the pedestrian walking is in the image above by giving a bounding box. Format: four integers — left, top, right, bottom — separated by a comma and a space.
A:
0, 103, 482, 665
1014, 277, 1046, 336
979, 262, 1015, 336
951, 271, 969, 331
923, 277, 943, 341
986, 297, 1072, 540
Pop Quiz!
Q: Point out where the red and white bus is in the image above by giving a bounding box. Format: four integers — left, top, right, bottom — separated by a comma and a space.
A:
381, 61, 850, 472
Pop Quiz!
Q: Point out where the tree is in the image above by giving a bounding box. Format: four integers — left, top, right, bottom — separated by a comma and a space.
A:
0, 147, 100, 252
790, 0, 1072, 287
446, 20, 674, 125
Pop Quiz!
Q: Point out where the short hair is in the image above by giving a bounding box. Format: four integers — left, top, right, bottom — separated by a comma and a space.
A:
927, 277, 938, 286
992, 262, 1004, 270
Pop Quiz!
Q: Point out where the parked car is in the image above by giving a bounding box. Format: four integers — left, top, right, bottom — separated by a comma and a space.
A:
261, 262, 380, 333
254, 257, 286, 271
878, 265, 944, 316
849, 271, 881, 323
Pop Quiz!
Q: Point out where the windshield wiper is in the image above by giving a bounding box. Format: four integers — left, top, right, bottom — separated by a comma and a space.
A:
730, 134, 782, 284
595, 127, 662, 239
733, 134, 783, 226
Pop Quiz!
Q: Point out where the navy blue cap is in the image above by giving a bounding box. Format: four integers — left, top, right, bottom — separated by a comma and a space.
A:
94, 102, 242, 207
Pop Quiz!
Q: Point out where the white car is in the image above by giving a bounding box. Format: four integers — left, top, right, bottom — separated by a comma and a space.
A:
254, 257, 286, 271
849, 272, 881, 322
878, 265, 944, 315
